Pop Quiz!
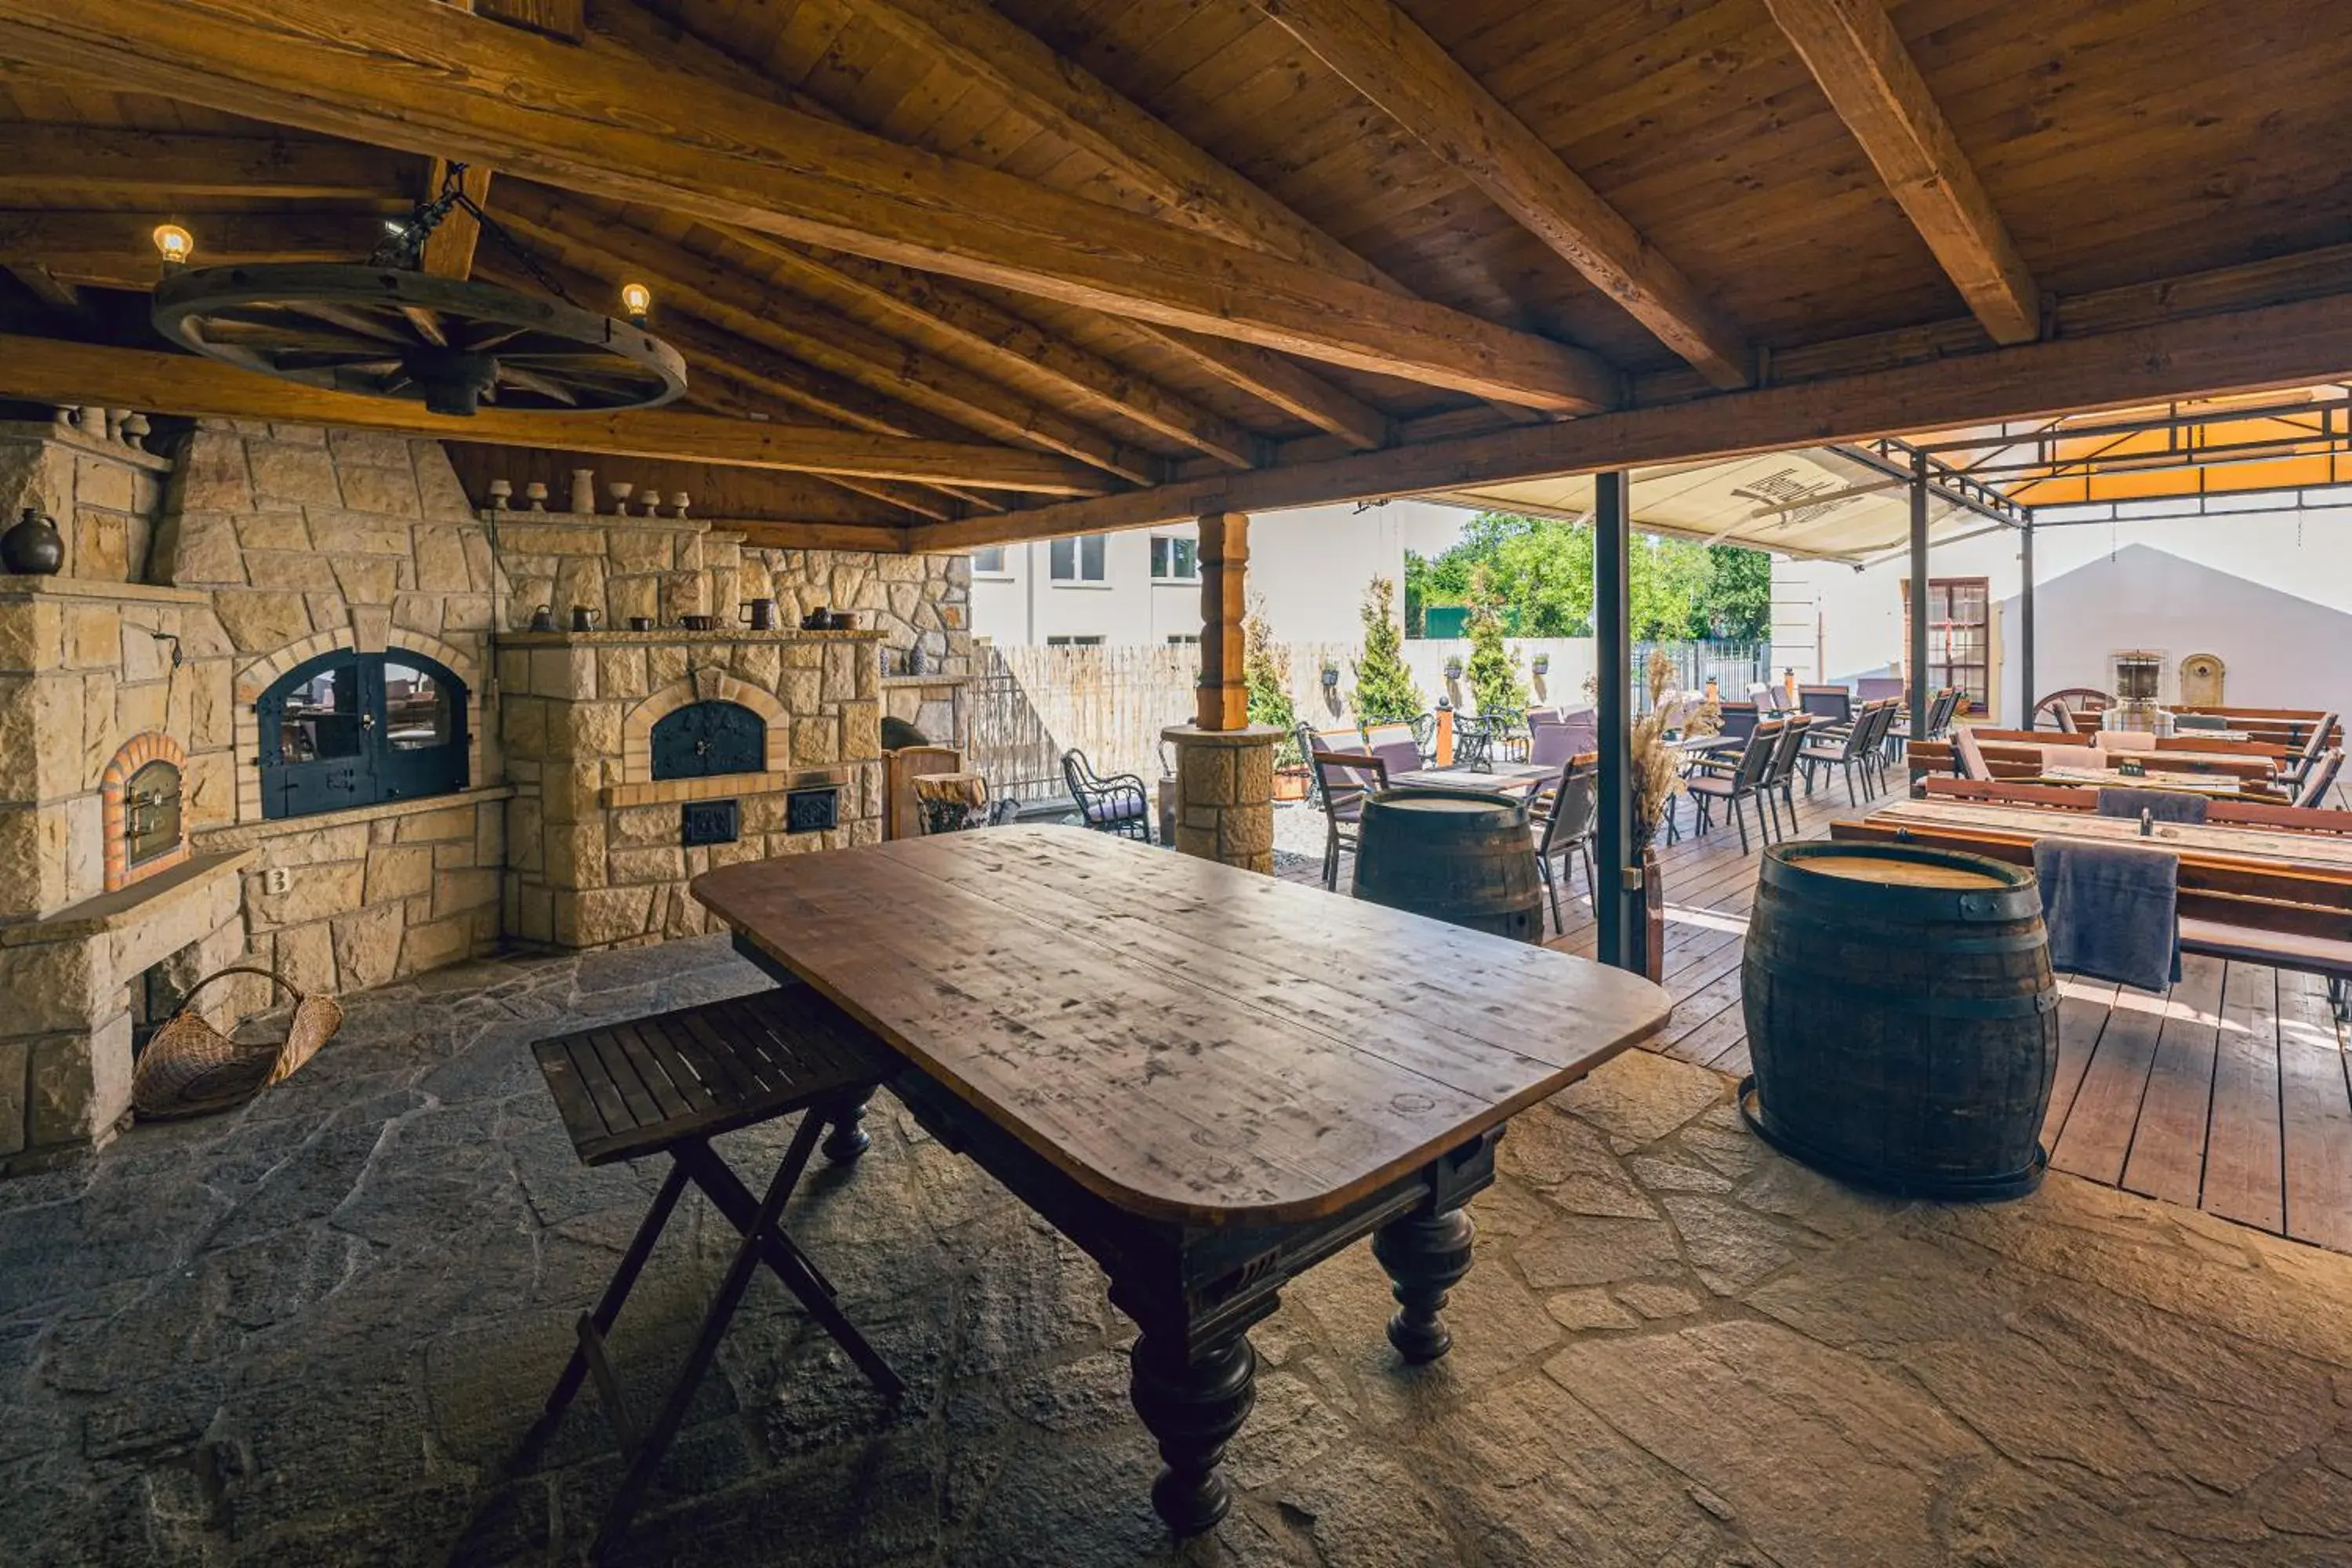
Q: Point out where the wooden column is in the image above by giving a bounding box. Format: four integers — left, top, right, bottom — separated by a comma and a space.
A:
1196, 510, 1249, 731
1165, 511, 1281, 872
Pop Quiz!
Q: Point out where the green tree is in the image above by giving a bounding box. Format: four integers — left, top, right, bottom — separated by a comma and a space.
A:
1348, 575, 1425, 724
1406, 511, 1773, 641
1241, 595, 1299, 762
1464, 591, 1528, 717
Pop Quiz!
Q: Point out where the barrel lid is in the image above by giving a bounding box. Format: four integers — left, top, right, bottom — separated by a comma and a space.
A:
1796, 853, 2007, 890
1760, 840, 2039, 920
1366, 787, 1524, 817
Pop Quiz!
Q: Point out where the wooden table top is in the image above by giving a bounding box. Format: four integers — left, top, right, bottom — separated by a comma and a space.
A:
1871, 798, 2352, 872
1388, 762, 1555, 793
2036, 764, 2243, 795
692, 826, 1669, 1226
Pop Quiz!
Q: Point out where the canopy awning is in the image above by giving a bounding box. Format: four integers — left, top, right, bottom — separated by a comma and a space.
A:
1428, 445, 1994, 563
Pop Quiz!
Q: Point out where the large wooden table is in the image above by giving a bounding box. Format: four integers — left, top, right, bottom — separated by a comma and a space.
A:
692, 826, 1669, 1534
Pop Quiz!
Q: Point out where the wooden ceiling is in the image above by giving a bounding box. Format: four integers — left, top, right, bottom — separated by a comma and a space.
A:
0, 0, 2345, 552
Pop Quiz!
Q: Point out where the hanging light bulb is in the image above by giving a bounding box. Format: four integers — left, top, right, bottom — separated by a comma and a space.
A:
151, 224, 194, 267
619, 281, 652, 322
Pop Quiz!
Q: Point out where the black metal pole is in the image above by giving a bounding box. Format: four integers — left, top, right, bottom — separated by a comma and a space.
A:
2018, 519, 2036, 727
1594, 470, 1639, 973
1908, 448, 1931, 753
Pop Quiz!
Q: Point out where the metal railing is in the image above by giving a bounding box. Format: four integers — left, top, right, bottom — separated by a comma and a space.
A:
1632, 639, 1771, 706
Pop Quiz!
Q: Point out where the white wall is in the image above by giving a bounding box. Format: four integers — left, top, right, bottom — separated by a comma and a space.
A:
967, 498, 1470, 647
1771, 497, 2352, 723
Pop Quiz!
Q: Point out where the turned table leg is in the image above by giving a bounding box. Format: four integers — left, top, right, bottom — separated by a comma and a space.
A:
822, 1094, 873, 1163
1128, 1327, 1258, 1537
1372, 1204, 1477, 1363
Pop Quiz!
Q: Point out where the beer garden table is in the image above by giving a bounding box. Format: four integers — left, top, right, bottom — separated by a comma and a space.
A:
691, 826, 1670, 1536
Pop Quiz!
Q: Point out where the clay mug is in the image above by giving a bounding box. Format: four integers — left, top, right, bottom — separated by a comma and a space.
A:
740, 597, 779, 631
570, 606, 598, 633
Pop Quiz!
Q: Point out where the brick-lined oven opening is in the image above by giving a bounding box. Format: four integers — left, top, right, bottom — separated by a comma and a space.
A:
100, 731, 190, 892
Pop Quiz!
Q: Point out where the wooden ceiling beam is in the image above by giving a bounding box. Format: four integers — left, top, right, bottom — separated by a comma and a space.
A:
493, 190, 1161, 485
0, 332, 1112, 492
0, 123, 409, 200
0, 0, 1617, 412
1126, 322, 1391, 452
717, 231, 1261, 470
1245, 0, 1751, 390
0, 206, 392, 289
1763, 0, 2040, 345
417, 158, 493, 280
853, 0, 1543, 430
906, 287, 2352, 547
858, 0, 1397, 295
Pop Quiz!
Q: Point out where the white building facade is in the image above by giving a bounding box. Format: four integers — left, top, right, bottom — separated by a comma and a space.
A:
969, 499, 1469, 647
1771, 496, 2352, 726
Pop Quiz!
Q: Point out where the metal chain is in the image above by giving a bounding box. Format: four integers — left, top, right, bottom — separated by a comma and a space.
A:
368, 159, 579, 307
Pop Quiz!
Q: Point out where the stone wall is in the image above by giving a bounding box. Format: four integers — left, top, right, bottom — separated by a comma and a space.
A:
0, 409, 170, 585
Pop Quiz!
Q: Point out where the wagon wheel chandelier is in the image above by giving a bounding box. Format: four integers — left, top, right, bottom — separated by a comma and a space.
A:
147, 163, 687, 417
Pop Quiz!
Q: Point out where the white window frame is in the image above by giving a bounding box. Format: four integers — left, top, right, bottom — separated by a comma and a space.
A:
1149, 534, 1200, 584
970, 546, 1011, 579
1048, 533, 1109, 586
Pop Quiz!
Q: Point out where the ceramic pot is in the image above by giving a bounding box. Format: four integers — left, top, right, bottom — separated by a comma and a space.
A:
740, 597, 778, 630
571, 606, 598, 632
0, 507, 63, 575
527, 604, 556, 632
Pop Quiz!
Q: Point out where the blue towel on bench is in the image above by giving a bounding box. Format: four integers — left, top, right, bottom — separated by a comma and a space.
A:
2033, 839, 2180, 992
2096, 786, 2208, 825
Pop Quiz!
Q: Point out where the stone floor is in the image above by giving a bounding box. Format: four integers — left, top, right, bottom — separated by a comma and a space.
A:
8, 936, 2352, 1566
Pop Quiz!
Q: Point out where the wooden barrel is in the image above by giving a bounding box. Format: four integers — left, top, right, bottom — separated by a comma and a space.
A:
1352, 789, 1543, 944
1741, 841, 2057, 1200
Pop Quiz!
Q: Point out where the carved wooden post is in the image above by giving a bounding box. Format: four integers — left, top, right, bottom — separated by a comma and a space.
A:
1162, 511, 1281, 872
1195, 511, 1249, 731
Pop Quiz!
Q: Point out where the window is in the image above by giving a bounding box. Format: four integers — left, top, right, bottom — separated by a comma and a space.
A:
1048, 533, 1107, 583
971, 546, 1008, 575
1900, 577, 1991, 712
1166, 633, 1200, 646
1149, 535, 1198, 582
1046, 634, 1105, 647
256, 648, 467, 819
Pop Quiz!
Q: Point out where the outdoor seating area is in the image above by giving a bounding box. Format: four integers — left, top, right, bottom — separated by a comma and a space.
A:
5, 0, 2352, 1564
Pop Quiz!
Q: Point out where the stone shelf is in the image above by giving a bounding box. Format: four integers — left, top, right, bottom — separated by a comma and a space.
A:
492, 627, 886, 647
601, 766, 851, 809
879, 673, 971, 688
0, 848, 253, 949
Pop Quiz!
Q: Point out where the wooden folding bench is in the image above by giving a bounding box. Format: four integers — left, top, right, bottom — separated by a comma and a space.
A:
528, 987, 905, 1556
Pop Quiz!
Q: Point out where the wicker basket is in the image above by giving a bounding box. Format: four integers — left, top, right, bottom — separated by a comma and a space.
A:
131, 965, 343, 1121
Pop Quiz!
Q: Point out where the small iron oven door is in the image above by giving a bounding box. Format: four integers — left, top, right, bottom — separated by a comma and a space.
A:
651, 701, 765, 780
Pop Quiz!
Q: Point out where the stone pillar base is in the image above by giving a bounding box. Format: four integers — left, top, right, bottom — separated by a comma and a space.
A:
1161, 724, 1283, 873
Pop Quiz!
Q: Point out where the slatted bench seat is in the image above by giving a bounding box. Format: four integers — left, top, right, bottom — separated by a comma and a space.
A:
2180, 919, 2352, 1018
526, 986, 904, 1558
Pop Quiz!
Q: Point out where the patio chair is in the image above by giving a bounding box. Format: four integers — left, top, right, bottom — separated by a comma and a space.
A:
1800, 701, 1884, 805
1453, 713, 1499, 771
524, 988, 902, 1557
1408, 711, 1439, 766
1296, 724, 1363, 810
1858, 699, 1904, 795
1756, 713, 1813, 841
1362, 721, 1423, 779
1062, 748, 1151, 842
1527, 718, 1585, 770
1798, 684, 1853, 725
1309, 746, 1388, 890
1715, 701, 1761, 744
1534, 757, 1597, 934
2280, 713, 2339, 791
1686, 718, 1782, 853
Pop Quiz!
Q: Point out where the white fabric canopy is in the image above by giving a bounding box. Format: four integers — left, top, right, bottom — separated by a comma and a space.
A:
1428, 446, 1991, 561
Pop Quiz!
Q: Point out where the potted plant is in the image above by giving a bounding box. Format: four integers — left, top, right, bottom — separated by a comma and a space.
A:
1443, 655, 1464, 681
1530, 652, 1550, 677
1244, 597, 1312, 801
1319, 659, 1341, 690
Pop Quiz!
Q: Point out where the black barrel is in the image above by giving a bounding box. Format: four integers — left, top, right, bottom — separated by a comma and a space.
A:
1352, 789, 1543, 944
1740, 841, 2058, 1200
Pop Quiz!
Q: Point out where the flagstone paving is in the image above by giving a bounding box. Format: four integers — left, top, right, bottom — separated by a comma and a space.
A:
5, 935, 2352, 1566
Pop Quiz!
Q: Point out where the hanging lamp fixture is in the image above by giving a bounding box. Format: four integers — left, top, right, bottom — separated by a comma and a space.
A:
148, 163, 686, 417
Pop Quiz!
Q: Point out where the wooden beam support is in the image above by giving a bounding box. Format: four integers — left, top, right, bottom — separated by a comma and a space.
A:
0, 332, 1111, 492
1196, 513, 1250, 732
0, 207, 391, 289
593, 0, 1414, 444
1763, 0, 2039, 345
1247, 0, 1750, 390
721, 230, 1264, 470
861, 0, 1396, 295
493, 191, 1162, 485
906, 288, 2352, 547
0, 123, 408, 199
418, 158, 493, 279
0, 0, 1616, 412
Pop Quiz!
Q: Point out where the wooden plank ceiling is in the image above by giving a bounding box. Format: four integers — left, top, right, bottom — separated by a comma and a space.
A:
0, 0, 2342, 553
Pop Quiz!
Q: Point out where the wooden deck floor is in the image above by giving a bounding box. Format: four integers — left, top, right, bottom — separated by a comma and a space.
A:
1277, 773, 2352, 1254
